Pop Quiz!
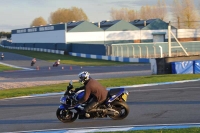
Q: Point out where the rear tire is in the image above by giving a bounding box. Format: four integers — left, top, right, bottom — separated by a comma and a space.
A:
56, 108, 77, 123
108, 101, 129, 120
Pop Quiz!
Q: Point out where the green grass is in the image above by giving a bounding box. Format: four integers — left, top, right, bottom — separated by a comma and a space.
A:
0, 74, 199, 99
0, 47, 138, 66
96, 127, 200, 133
0, 64, 21, 72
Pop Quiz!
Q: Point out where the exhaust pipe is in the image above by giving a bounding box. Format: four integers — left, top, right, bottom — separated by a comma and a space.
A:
89, 108, 119, 116
106, 108, 119, 115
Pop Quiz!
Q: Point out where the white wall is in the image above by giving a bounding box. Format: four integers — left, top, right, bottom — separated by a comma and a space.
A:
66, 31, 141, 43
140, 29, 177, 39
66, 31, 104, 43
12, 30, 65, 43
104, 31, 140, 41
177, 29, 200, 38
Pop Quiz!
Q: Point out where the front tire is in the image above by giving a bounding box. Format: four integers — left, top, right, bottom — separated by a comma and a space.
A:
56, 108, 78, 123
108, 101, 129, 120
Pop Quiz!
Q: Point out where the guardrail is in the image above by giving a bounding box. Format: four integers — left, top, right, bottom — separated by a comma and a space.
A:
69, 52, 158, 74
110, 42, 200, 58
69, 52, 152, 63
0, 44, 64, 55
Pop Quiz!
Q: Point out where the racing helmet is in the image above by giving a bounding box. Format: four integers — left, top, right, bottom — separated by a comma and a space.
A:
78, 71, 90, 84
58, 59, 60, 62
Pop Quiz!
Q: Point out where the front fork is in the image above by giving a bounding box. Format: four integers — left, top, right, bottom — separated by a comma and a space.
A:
59, 104, 80, 114
59, 104, 69, 110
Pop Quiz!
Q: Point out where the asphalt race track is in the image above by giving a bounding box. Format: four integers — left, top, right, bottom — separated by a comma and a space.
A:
0, 81, 200, 132
0, 52, 151, 89
1, 52, 200, 132
0, 52, 151, 79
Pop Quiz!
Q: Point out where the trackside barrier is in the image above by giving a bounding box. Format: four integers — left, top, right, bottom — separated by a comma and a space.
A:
69, 52, 157, 75
69, 52, 152, 63
0, 44, 64, 55
171, 60, 200, 74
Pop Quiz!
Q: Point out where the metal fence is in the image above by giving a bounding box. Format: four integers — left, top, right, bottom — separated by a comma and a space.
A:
109, 41, 200, 58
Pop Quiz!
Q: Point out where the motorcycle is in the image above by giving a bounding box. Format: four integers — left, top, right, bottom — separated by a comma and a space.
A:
31, 58, 36, 66
56, 80, 130, 123
53, 62, 59, 67
31, 61, 36, 66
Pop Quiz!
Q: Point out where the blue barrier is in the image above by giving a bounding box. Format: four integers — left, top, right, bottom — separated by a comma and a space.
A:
171, 60, 200, 74
171, 61, 193, 74
194, 60, 200, 74
69, 52, 151, 63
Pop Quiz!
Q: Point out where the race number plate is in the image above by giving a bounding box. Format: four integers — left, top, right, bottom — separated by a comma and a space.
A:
122, 94, 127, 101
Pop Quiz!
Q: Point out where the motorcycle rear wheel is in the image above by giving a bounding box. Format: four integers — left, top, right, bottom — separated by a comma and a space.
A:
56, 108, 78, 123
108, 101, 129, 120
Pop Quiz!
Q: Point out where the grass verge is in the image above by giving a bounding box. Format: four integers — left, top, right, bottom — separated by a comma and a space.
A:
0, 47, 138, 66
0, 74, 199, 99
0, 64, 21, 72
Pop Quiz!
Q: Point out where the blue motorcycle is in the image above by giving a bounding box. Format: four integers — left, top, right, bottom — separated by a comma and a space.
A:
56, 80, 130, 123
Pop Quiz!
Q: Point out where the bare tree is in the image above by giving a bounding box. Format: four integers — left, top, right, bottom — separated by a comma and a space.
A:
139, 0, 167, 20
171, 0, 200, 28
110, 8, 128, 21
128, 9, 139, 21
49, 7, 88, 24
182, 0, 200, 28
156, 0, 167, 20
140, 6, 147, 20
110, 8, 139, 21
171, 0, 182, 28
30, 17, 47, 27
139, 5, 157, 20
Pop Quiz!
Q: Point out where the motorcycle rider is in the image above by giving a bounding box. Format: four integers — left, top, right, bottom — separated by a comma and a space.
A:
1, 53, 4, 60
75, 71, 108, 117
53, 59, 60, 67
31, 58, 36, 66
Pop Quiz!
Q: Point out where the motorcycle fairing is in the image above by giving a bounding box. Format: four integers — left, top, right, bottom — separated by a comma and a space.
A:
58, 104, 69, 110
106, 88, 125, 104
75, 90, 85, 101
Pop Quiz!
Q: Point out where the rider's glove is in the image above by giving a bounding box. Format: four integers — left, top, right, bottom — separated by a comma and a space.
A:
67, 85, 73, 90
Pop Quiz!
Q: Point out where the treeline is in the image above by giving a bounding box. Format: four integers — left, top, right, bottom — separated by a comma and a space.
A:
30, 7, 88, 27
110, 0, 200, 28
0, 32, 11, 39
29, 0, 200, 29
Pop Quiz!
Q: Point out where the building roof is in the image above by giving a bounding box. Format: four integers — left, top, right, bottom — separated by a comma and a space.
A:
129, 19, 157, 29
67, 21, 84, 31
94, 20, 121, 30
67, 21, 103, 32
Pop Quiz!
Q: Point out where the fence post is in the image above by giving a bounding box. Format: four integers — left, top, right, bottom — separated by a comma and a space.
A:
126, 46, 129, 57
153, 45, 156, 58
146, 46, 149, 58
168, 21, 171, 57
138, 46, 141, 58
132, 46, 135, 58
159, 45, 163, 58
121, 46, 123, 57
117, 46, 119, 57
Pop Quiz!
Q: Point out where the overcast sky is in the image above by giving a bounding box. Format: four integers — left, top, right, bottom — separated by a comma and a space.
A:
0, 0, 199, 32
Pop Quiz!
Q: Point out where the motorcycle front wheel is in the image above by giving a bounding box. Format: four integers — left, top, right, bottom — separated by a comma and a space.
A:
108, 101, 129, 120
56, 108, 78, 123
